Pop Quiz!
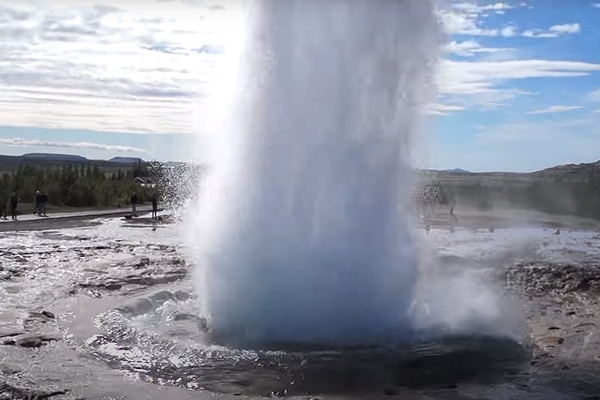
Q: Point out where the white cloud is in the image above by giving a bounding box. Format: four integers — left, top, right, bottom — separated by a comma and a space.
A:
0, 0, 597, 134
440, 10, 500, 36
443, 40, 513, 57
550, 23, 581, 34
0, 0, 240, 134
526, 105, 584, 115
589, 88, 600, 102
439, 59, 600, 97
523, 23, 580, 38
435, 5, 599, 109
591, 3, 600, 8
424, 103, 465, 116
500, 26, 517, 37
440, 2, 520, 37
0, 137, 149, 153
452, 2, 514, 14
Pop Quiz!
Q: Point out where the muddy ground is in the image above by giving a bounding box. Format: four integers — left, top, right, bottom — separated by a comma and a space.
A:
0, 209, 599, 400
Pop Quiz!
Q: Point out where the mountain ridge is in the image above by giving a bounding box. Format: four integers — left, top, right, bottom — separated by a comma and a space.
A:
2, 153, 600, 181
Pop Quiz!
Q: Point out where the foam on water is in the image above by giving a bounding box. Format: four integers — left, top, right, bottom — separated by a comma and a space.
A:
185, 0, 441, 348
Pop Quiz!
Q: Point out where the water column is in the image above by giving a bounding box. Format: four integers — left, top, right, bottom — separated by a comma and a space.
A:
188, 0, 441, 348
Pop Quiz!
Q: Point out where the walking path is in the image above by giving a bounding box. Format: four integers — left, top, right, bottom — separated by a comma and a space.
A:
0, 206, 163, 232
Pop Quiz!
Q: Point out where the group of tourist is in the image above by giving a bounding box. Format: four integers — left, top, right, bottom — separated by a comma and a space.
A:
1, 189, 160, 222
130, 192, 160, 221
34, 191, 49, 217
0, 190, 19, 220
0, 190, 50, 220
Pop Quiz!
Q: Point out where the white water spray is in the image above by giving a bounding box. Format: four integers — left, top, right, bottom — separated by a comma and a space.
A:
186, 0, 441, 348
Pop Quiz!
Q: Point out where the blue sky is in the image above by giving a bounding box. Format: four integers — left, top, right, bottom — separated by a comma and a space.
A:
0, 0, 599, 172
431, 0, 600, 171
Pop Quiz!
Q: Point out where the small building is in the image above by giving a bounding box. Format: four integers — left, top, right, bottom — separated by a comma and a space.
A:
134, 177, 157, 188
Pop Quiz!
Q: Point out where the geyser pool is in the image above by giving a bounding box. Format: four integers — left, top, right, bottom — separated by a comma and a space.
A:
186, 0, 441, 348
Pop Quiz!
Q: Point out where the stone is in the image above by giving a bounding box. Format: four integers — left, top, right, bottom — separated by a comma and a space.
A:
0, 382, 68, 399
41, 311, 55, 319
0, 363, 21, 375
0, 331, 23, 339
16, 336, 44, 348
536, 336, 564, 350
3, 334, 60, 347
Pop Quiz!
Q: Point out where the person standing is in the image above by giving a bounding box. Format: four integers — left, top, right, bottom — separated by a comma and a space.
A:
0, 187, 9, 219
151, 195, 158, 221
10, 192, 18, 220
0, 189, 7, 220
39, 192, 49, 217
130, 193, 138, 217
34, 191, 41, 215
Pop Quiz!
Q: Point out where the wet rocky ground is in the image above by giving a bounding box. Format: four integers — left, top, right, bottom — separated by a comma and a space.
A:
505, 262, 600, 398
0, 212, 599, 399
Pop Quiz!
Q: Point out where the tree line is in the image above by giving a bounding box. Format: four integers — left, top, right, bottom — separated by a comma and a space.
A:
0, 161, 156, 209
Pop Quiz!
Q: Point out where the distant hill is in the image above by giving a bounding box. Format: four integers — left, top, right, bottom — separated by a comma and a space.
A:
3, 152, 600, 184
0, 153, 146, 174
531, 160, 600, 182
443, 168, 472, 174
109, 156, 144, 164
22, 153, 88, 162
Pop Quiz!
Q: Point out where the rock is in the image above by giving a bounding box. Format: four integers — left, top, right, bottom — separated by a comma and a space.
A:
0, 382, 68, 399
103, 282, 123, 291
0, 331, 23, 339
3, 334, 60, 347
27, 311, 55, 322
134, 257, 151, 269
38, 334, 62, 342
536, 336, 564, 350
0, 363, 22, 375
16, 336, 44, 348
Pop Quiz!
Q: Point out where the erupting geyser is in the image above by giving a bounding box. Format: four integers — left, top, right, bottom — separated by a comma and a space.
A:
186, 0, 441, 348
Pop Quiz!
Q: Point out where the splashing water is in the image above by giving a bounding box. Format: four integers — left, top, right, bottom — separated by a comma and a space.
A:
185, 0, 441, 348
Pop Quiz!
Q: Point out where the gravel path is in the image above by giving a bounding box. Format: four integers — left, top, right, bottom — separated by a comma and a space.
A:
0, 206, 159, 232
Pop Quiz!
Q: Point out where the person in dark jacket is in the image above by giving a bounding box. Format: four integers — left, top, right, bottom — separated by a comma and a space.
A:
34, 191, 41, 215
10, 192, 18, 220
0, 187, 8, 220
151, 195, 158, 221
39, 192, 49, 217
130, 193, 138, 217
